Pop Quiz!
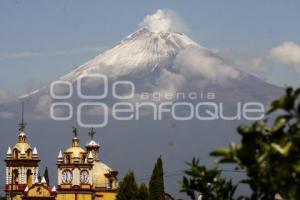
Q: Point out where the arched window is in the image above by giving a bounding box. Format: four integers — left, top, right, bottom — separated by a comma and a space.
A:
27, 150, 31, 158
65, 155, 71, 164
108, 179, 113, 189
12, 169, 19, 184
14, 150, 18, 159
82, 155, 86, 163
26, 169, 32, 186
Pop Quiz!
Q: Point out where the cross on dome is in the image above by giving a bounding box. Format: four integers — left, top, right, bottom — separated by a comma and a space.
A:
88, 128, 96, 140
86, 128, 100, 147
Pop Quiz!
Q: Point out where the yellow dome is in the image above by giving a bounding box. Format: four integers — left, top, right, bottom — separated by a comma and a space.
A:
13, 142, 32, 159
60, 136, 88, 164
9, 131, 39, 160
92, 161, 113, 188
65, 146, 86, 158
14, 131, 31, 152
27, 185, 51, 197
14, 142, 31, 152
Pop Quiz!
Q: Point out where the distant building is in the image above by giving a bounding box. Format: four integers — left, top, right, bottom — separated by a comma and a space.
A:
4, 119, 118, 200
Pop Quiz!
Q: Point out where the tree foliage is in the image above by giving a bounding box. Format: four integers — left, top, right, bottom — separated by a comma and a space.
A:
116, 171, 150, 200
117, 171, 139, 200
182, 87, 300, 200
149, 156, 165, 200
181, 158, 237, 200
139, 183, 150, 200
44, 167, 50, 185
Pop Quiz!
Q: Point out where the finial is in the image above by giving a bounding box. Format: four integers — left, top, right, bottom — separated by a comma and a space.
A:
7, 147, 12, 155
72, 127, 77, 138
33, 147, 38, 155
58, 150, 63, 159
88, 128, 96, 140
18, 101, 26, 132
41, 176, 47, 184
88, 151, 93, 159
34, 176, 39, 184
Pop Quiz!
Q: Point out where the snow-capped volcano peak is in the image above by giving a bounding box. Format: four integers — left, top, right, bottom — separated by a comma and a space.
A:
61, 9, 246, 96
62, 27, 200, 81
61, 9, 202, 81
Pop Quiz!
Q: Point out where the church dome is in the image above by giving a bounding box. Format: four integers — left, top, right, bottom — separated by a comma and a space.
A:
26, 185, 51, 197
14, 142, 31, 152
25, 183, 56, 199
65, 146, 86, 159
61, 133, 88, 164
12, 131, 35, 159
92, 161, 113, 188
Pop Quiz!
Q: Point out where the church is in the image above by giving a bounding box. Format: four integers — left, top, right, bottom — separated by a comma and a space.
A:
4, 119, 118, 200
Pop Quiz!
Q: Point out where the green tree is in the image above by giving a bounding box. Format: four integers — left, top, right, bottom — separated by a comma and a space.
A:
182, 87, 300, 200
117, 171, 139, 200
149, 156, 165, 200
211, 88, 300, 199
181, 159, 237, 200
44, 167, 50, 185
138, 183, 150, 200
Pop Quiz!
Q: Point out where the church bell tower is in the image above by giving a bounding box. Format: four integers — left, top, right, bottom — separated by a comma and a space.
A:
4, 103, 40, 200
56, 127, 94, 200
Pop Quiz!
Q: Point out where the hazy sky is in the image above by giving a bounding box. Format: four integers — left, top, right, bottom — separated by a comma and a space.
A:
1, 0, 300, 94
